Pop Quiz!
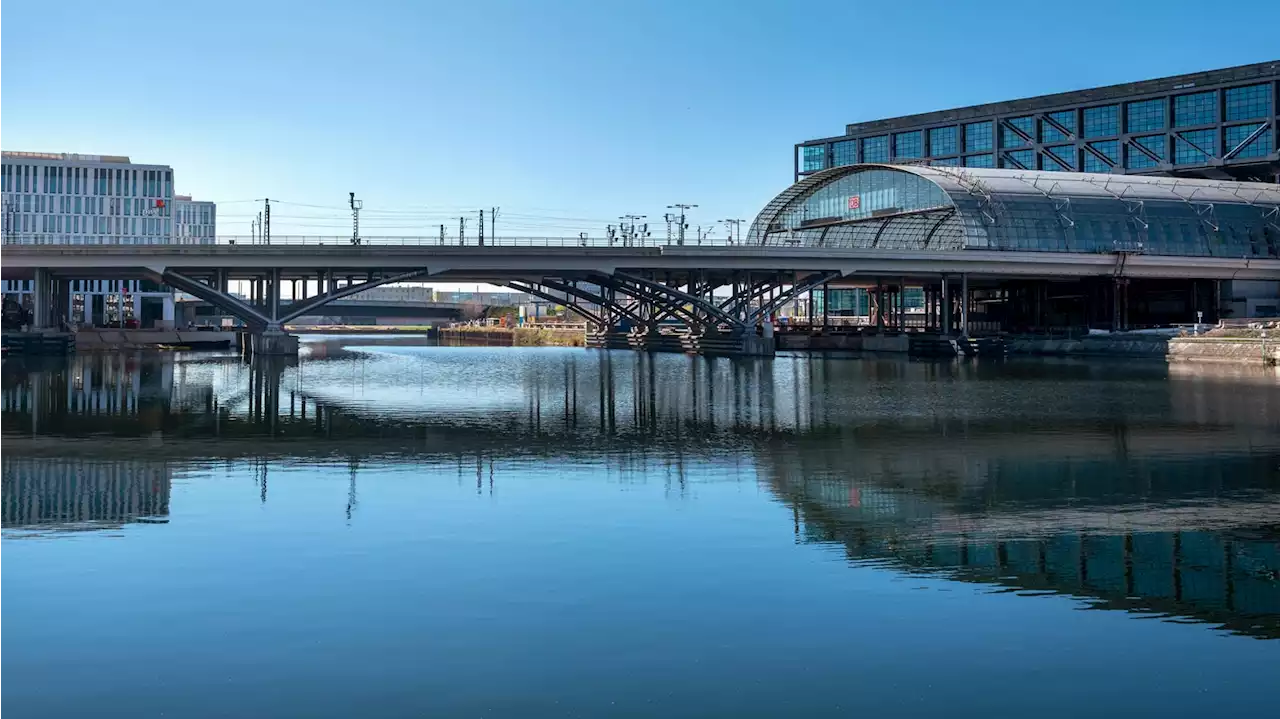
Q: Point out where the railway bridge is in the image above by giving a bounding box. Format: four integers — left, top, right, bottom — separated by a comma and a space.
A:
4, 165, 1278, 354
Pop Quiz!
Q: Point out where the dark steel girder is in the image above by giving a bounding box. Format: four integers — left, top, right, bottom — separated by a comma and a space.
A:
504, 281, 604, 326
609, 271, 742, 329
746, 271, 842, 325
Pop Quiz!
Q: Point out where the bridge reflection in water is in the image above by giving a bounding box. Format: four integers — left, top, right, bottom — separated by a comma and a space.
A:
2, 345, 1278, 638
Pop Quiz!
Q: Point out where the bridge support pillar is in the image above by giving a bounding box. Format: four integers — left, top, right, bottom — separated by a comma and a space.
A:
941, 275, 952, 336
31, 268, 51, 329
249, 326, 300, 356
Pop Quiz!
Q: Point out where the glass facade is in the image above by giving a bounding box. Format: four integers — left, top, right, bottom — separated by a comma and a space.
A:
1001, 117, 1034, 147
1126, 135, 1166, 170
774, 169, 952, 232
1045, 145, 1075, 170
0, 157, 175, 245
1083, 140, 1118, 173
929, 126, 957, 156
863, 136, 889, 163
893, 131, 923, 159
802, 145, 826, 172
832, 140, 857, 167
1174, 130, 1215, 165
758, 166, 1279, 259
1174, 91, 1217, 127
1001, 149, 1034, 169
964, 122, 992, 152
801, 74, 1275, 185
1083, 105, 1119, 137
930, 157, 960, 166
1224, 84, 1272, 121
1226, 124, 1273, 159
1126, 99, 1165, 133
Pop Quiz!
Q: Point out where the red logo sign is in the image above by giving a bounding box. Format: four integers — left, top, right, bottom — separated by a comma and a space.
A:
155, 199, 166, 208
847, 196, 861, 210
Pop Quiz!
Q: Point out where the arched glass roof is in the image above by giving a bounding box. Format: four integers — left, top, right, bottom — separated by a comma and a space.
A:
747, 164, 1280, 258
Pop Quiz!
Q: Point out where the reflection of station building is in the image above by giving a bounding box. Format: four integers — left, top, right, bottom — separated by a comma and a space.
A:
2, 457, 171, 530
766, 449, 1280, 639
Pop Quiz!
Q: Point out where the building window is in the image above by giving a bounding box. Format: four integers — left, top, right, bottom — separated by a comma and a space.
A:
964, 154, 993, 168
1043, 145, 1075, 170
1084, 140, 1118, 172
1172, 90, 1213, 127
1001, 116, 1034, 148
928, 126, 957, 156
801, 145, 826, 172
1126, 135, 1165, 170
1174, 129, 1216, 165
832, 140, 857, 167
1225, 124, 1273, 159
964, 121, 992, 152
1224, 84, 1272, 121
862, 136, 889, 163
1083, 105, 1119, 138
1042, 111, 1076, 143
893, 131, 923, 159
1126, 99, 1165, 133
1001, 149, 1034, 169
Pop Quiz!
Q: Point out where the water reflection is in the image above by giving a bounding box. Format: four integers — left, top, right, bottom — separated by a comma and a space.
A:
3, 345, 1279, 642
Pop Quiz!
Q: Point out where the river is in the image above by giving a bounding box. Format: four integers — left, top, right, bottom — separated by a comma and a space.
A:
3, 336, 1279, 718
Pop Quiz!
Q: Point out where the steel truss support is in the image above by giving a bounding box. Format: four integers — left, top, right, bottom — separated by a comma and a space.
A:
149, 267, 435, 333
149, 268, 271, 330
276, 269, 432, 326
504, 281, 605, 327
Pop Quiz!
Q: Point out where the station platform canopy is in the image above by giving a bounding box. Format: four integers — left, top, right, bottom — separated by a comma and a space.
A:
746, 164, 1280, 259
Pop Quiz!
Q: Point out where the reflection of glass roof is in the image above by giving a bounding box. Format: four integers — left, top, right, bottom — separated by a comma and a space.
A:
748, 164, 1280, 258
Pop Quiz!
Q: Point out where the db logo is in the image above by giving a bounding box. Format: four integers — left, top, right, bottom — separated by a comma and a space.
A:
847, 196, 861, 210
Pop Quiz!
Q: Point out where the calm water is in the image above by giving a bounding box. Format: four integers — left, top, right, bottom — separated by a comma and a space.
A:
3, 338, 1280, 718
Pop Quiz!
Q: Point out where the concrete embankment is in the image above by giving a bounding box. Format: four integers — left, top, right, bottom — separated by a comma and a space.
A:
1007, 334, 1279, 365
776, 332, 909, 352
439, 326, 585, 348
76, 329, 237, 350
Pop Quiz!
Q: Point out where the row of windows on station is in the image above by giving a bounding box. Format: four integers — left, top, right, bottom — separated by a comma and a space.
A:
802, 83, 1275, 172
807, 126, 1273, 173
978, 127, 1269, 172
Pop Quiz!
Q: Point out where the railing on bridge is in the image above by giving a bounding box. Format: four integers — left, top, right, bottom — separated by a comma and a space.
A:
213, 235, 739, 248
0, 234, 743, 248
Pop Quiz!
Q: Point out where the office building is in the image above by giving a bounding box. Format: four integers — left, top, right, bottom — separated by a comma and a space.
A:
1, 151, 180, 326
173, 195, 217, 245
796, 62, 1278, 183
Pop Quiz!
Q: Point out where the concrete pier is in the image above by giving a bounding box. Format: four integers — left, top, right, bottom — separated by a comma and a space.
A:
248, 331, 300, 356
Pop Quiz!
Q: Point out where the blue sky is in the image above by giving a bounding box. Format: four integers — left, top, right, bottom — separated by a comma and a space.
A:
3, 0, 1278, 239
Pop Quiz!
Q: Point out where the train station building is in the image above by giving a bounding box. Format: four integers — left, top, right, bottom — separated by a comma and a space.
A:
785, 62, 1280, 323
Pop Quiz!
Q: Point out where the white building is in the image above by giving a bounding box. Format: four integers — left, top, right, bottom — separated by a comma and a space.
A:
2, 151, 179, 327
173, 194, 216, 245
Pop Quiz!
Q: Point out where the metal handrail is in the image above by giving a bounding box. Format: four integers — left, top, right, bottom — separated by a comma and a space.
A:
0, 234, 743, 248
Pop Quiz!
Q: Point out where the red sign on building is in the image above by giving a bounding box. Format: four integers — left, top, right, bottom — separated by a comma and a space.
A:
847, 195, 861, 210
